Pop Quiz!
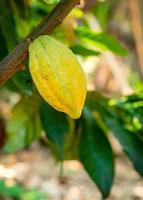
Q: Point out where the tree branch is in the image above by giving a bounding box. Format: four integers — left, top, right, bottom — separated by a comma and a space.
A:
0, 0, 80, 85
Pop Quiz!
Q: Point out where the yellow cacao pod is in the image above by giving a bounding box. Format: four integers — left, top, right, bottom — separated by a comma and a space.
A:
29, 35, 87, 119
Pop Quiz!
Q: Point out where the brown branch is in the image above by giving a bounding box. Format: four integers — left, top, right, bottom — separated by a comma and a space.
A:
0, 0, 80, 85
128, 0, 143, 78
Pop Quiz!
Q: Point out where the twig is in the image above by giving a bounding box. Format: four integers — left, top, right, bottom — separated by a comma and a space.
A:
0, 0, 80, 85
103, 53, 133, 95
85, 12, 133, 95
128, 0, 143, 78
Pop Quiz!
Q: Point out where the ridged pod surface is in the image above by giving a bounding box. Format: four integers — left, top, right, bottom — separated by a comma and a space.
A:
29, 35, 87, 119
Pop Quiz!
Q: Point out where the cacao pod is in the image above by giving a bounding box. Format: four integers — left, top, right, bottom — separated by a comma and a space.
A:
29, 35, 87, 119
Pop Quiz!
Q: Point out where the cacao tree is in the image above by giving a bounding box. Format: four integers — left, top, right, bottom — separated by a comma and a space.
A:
0, 0, 143, 199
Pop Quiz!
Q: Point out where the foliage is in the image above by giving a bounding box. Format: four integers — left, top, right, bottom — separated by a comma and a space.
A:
79, 108, 114, 198
0, 0, 142, 199
3, 95, 41, 153
75, 27, 128, 56
0, 179, 47, 199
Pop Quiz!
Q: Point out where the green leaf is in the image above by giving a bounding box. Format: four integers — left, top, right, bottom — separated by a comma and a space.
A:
0, 180, 23, 198
76, 27, 128, 56
8, 0, 32, 38
70, 44, 100, 56
10, 0, 28, 18
0, 29, 8, 61
86, 91, 109, 111
0, 1, 18, 51
22, 188, 47, 200
93, 0, 112, 30
0, 179, 47, 199
3, 96, 41, 153
43, 0, 60, 4
109, 95, 143, 141
62, 119, 80, 160
5, 68, 34, 95
40, 101, 70, 160
102, 108, 143, 176
85, 92, 143, 176
79, 108, 114, 198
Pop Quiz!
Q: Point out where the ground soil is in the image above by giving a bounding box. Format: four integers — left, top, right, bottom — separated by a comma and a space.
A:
0, 143, 143, 200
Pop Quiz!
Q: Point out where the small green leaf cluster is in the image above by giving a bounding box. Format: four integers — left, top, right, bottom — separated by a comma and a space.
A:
0, 179, 47, 200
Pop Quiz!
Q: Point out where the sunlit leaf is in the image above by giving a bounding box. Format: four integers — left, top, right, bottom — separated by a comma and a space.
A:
3, 96, 41, 153
76, 27, 128, 56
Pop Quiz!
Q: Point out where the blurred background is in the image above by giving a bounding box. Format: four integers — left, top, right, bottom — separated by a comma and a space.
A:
1, 0, 143, 199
